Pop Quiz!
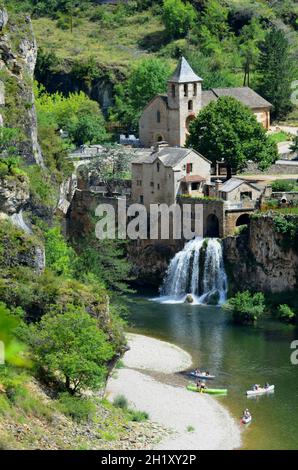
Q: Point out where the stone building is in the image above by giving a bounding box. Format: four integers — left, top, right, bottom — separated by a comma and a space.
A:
131, 142, 211, 209
139, 57, 272, 148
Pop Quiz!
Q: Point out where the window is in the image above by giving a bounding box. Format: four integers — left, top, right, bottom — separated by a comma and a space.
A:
191, 182, 200, 191
240, 191, 252, 200
193, 83, 197, 96
188, 100, 193, 111
157, 183, 160, 190
140, 195, 144, 204
150, 181, 154, 187
184, 84, 188, 97
157, 162, 160, 172
157, 110, 161, 123
172, 84, 176, 97
186, 163, 193, 174
137, 180, 142, 187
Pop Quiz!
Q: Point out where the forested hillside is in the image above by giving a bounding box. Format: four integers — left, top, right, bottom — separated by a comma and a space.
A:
4, 0, 298, 130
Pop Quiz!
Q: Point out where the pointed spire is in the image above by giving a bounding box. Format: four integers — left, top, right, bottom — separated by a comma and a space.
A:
168, 56, 203, 83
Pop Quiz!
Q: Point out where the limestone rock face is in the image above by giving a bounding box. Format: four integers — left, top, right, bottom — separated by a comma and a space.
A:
0, 8, 43, 166
224, 216, 298, 293
0, 8, 8, 30
0, 175, 30, 215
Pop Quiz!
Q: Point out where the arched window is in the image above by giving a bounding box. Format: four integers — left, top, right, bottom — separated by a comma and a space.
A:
157, 111, 161, 123
188, 100, 193, 111
193, 83, 197, 96
157, 162, 160, 172
184, 84, 188, 97
172, 84, 176, 97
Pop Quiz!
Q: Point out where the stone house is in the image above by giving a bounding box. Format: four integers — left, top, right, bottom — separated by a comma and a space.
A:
131, 143, 211, 209
215, 178, 262, 203
139, 57, 272, 148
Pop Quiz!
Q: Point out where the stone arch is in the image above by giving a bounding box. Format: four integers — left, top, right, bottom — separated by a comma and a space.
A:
236, 213, 250, 227
206, 214, 219, 237
156, 134, 164, 142
186, 114, 195, 132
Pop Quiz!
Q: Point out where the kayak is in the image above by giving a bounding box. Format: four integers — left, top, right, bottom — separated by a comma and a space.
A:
246, 385, 275, 396
187, 384, 227, 395
242, 415, 252, 425
189, 372, 215, 380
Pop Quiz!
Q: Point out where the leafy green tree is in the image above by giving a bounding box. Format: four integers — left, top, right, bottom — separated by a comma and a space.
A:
24, 306, 114, 394
45, 227, 77, 278
162, 0, 197, 39
110, 58, 170, 131
238, 19, 265, 86
186, 96, 278, 178
0, 303, 28, 367
226, 291, 265, 324
256, 27, 294, 119
35, 84, 109, 146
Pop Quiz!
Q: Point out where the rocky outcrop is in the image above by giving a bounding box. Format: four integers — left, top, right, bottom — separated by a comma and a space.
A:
0, 8, 43, 165
223, 216, 298, 293
0, 174, 30, 215
128, 241, 182, 287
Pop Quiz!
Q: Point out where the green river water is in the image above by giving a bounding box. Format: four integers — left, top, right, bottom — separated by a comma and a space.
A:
126, 295, 298, 450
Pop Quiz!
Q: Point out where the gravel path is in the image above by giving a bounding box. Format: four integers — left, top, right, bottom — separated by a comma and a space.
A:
106, 334, 241, 450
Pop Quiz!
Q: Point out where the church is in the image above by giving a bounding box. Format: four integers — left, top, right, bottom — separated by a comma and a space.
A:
139, 57, 272, 148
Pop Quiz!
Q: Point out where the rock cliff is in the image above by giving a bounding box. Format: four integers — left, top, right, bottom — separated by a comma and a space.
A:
0, 7, 43, 166
223, 216, 298, 293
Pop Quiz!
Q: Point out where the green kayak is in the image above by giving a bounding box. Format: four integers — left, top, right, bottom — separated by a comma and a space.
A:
187, 384, 227, 395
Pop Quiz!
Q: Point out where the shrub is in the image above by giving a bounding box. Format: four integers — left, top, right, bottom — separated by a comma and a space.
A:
113, 394, 128, 410
129, 410, 149, 422
226, 291, 265, 324
277, 304, 296, 323
58, 393, 96, 423
271, 179, 296, 192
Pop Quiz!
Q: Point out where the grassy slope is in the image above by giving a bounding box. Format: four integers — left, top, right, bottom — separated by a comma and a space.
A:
0, 376, 162, 450
32, 8, 171, 68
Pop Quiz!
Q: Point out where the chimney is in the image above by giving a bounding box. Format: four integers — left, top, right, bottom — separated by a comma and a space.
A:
153, 141, 169, 153
215, 179, 222, 194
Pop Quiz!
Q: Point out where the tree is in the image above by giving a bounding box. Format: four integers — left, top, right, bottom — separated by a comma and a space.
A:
226, 291, 265, 324
162, 0, 197, 39
186, 96, 278, 178
256, 27, 294, 119
25, 307, 114, 394
45, 227, 77, 278
35, 84, 109, 147
110, 58, 170, 131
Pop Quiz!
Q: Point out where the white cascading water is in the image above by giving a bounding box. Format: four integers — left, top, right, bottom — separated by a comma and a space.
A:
158, 237, 227, 305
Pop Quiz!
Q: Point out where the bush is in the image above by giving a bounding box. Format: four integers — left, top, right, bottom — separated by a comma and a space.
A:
129, 410, 149, 422
113, 394, 128, 410
226, 291, 265, 324
271, 179, 296, 192
277, 304, 296, 323
58, 393, 96, 423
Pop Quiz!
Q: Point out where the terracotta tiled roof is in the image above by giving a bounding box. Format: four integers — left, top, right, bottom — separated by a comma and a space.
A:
180, 175, 206, 183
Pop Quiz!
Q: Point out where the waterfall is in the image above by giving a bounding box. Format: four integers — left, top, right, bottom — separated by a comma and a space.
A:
158, 237, 227, 306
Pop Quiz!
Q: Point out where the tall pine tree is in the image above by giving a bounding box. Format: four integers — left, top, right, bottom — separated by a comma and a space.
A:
256, 27, 294, 119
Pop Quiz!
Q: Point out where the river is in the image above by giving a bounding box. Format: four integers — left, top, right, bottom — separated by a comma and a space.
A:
126, 294, 298, 450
